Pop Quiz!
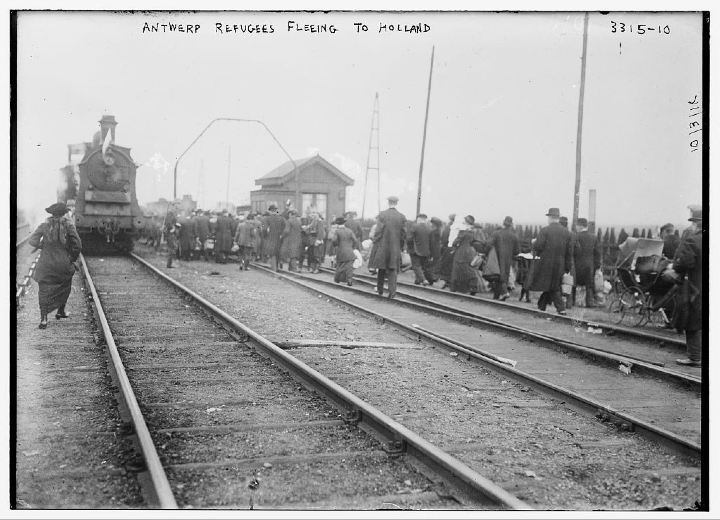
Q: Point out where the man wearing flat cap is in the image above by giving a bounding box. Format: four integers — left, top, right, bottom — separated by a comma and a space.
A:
28, 202, 83, 329
528, 207, 573, 315
372, 196, 407, 298
344, 211, 365, 243
489, 216, 520, 300
573, 217, 601, 308
664, 206, 703, 366
407, 213, 433, 286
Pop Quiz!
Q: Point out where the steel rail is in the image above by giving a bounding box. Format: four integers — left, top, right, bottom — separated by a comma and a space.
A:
16, 252, 40, 305
342, 269, 686, 348
254, 264, 702, 460
80, 254, 179, 509
298, 268, 699, 388
129, 253, 531, 510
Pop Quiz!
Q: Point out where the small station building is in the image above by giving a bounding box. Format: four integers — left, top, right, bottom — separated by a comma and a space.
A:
250, 155, 354, 220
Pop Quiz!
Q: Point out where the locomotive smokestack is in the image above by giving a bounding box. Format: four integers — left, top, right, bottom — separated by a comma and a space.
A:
99, 115, 118, 144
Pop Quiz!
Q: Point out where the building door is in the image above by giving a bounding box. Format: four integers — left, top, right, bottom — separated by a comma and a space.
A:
302, 193, 327, 220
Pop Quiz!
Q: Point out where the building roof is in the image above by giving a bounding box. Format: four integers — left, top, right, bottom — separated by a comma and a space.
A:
255, 155, 355, 187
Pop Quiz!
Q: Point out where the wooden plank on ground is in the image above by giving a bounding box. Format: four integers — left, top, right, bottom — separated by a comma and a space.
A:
273, 339, 422, 349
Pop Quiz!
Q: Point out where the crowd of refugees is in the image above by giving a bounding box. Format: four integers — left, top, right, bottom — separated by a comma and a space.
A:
28, 197, 704, 368
155, 201, 365, 281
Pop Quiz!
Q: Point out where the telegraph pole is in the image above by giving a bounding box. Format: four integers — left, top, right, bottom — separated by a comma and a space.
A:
572, 12, 590, 230
417, 46, 435, 217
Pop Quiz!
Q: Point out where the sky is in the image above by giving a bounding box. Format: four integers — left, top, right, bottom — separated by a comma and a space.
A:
13, 8, 705, 234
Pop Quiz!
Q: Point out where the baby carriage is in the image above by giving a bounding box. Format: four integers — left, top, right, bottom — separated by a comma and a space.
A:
608, 238, 676, 327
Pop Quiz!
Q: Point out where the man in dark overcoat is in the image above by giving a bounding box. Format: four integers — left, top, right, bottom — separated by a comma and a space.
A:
407, 213, 433, 286
193, 210, 212, 261
528, 207, 572, 315
345, 211, 365, 242
214, 210, 234, 264
490, 216, 520, 300
372, 195, 407, 299
263, 204, 286, 271
663, 207, 703, 366
573, 218, 601, 308
177, 213, 196, 261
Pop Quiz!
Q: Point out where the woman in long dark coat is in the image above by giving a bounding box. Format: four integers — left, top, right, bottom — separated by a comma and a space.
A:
332, 216, 360, 285
426, 216, 443, 285
437, 214, 456, 288
28, 202, 82, 329
450, 215, 481, 295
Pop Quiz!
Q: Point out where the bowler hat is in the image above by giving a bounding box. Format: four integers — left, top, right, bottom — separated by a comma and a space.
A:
546, 207, 561, 217
577, 217, 588, 226
387, 195, 399, 203
268, 204, 277, 211
45, 202, 69, 216
689, 208, 703, 221
335, 216, 346, 225
464, 215, 475, 225
503, 216, 513, 226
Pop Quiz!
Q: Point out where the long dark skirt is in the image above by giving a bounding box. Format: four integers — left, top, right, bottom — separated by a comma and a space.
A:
38, 279, 72, 315
334, 260, 354, 283
451, 263, 479, 294
308, 241, 325, 265
438, 248, 455, 282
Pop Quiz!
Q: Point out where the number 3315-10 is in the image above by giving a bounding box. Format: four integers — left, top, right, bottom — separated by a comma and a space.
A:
611, 21, 670, 34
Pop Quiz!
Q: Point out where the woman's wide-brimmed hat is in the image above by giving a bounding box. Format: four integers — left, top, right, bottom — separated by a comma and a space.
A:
45, 202, 69, 216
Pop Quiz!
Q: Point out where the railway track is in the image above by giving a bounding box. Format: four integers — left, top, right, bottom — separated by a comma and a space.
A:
16, 244, 704, 509
132, 246, 704, 509
253, 263, 702, 459
17, 252, 530, 510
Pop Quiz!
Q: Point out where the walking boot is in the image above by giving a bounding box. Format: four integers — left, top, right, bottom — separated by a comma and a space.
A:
55, 306, 69, 319
39, 314, 48, 329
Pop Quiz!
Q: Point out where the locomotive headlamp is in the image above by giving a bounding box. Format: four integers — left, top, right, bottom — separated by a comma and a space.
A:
103, 152, 116, 166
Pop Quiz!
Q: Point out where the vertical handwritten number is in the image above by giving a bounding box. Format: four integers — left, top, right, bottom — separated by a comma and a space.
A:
620, 22, 625, 33
611, 21, 616, 33
663, 25, 670, 34
638, 24, 645, 34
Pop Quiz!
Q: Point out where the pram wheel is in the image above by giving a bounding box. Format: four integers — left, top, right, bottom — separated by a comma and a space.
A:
611, 289, 647, 327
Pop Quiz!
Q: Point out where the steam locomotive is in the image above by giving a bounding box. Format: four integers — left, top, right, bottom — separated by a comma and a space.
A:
59, 115, 145, 254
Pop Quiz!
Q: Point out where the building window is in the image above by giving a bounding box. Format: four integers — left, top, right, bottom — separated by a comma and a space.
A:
302, 193, 327, 220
